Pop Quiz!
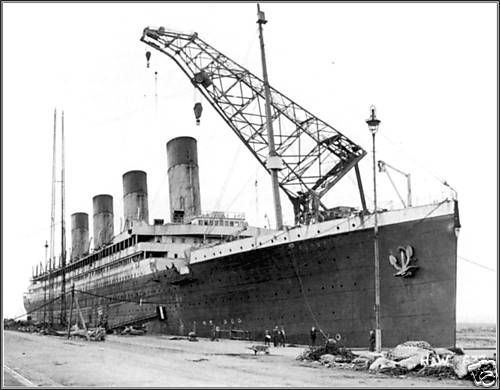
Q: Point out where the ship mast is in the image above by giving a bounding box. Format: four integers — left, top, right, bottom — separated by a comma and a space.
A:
48, 108, 57, 326
60, 110, 67, 325
257, 4, 284, 230
43, 240, 48, 324
50, 109, 57, 271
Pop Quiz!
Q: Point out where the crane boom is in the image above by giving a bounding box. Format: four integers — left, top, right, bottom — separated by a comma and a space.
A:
141, 26, 366, 223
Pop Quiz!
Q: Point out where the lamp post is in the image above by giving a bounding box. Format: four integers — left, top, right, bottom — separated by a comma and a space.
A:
366, 105, 381, 353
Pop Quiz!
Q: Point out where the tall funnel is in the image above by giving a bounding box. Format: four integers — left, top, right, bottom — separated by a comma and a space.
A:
167, 137, 201, 223
71, 212, 89, 262
123, 170, 149, 229
93, 194, 114, 249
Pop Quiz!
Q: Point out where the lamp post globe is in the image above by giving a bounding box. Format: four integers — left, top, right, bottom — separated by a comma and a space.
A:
366, 105, 381, 134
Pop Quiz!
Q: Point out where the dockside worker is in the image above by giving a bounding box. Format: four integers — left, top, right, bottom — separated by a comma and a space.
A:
279, 326, 286, 347
264, 330, 271, 346
210, 321, 218, 341
369, 329, 375, 352
310, 326, 317, 347
273, 326, 279, 347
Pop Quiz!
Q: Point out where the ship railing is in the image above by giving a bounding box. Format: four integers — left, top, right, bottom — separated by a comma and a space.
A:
137, 242, 169, 251
192, 211, 246, 220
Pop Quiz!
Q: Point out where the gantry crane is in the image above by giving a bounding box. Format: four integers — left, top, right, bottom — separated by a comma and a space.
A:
141, 17, 367, 226
377, 160, 412, 208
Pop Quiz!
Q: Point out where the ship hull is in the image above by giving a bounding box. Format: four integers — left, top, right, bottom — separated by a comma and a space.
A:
24, 204, 458, 347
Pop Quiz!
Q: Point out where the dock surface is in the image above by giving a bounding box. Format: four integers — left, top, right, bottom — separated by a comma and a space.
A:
3, 330, 477, 387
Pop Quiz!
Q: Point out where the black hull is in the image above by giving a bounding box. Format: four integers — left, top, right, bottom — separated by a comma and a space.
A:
25, 210, 458, 347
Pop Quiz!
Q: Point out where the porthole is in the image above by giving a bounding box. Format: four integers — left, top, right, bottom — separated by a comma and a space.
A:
337, 226, 340, 230
317, 230, 321, 234
352, 224, 355, 227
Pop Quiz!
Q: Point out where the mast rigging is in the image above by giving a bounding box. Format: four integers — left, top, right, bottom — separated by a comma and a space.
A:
49, 108, 57, 326
378, 160, 412, 208
60, 110, 67, 325
50, 109, 57, 269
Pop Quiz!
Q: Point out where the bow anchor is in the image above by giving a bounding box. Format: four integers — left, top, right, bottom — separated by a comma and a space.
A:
389, 245, 418, 277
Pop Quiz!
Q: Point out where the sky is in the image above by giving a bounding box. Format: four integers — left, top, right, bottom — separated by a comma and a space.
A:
2, 2, 498, 324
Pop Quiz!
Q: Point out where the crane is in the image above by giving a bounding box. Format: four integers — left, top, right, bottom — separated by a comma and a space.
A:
140, 22, 367, 225
377, 160, 412, 208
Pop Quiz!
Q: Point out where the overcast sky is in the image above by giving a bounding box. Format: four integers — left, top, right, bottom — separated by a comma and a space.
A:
2, 2, 498, 324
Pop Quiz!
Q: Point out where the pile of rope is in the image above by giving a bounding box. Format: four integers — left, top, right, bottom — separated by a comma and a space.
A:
368, 340, 497, 384
297, 337, 497, 386
296, 339, 357, 363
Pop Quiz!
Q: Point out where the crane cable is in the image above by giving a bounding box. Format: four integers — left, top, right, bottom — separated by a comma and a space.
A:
287, 246, 329, 341
9, 292, 67, 321
154, 70, 158, 115
378, 133, 456, 196
255, 175, 259, 225
149, 174, 169, 216
198, 28, 259, 217
212, 144, 243, 212
458, 256, 496, 273
201, 172, 255, 239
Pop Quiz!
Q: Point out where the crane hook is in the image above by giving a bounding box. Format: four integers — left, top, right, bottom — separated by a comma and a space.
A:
145, 51, 151, 68
193, 102, 203, 125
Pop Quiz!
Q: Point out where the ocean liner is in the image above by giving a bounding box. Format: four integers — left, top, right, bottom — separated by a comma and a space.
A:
23, 10, 460, 348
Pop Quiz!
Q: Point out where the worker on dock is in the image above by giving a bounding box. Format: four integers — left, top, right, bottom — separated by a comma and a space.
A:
369, 329, 376, 352
264, 330, 271, 346
210, 321, 218, 341
279, 326, 286, 347
310, 326, 317, 347
273, 326, 279, 347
